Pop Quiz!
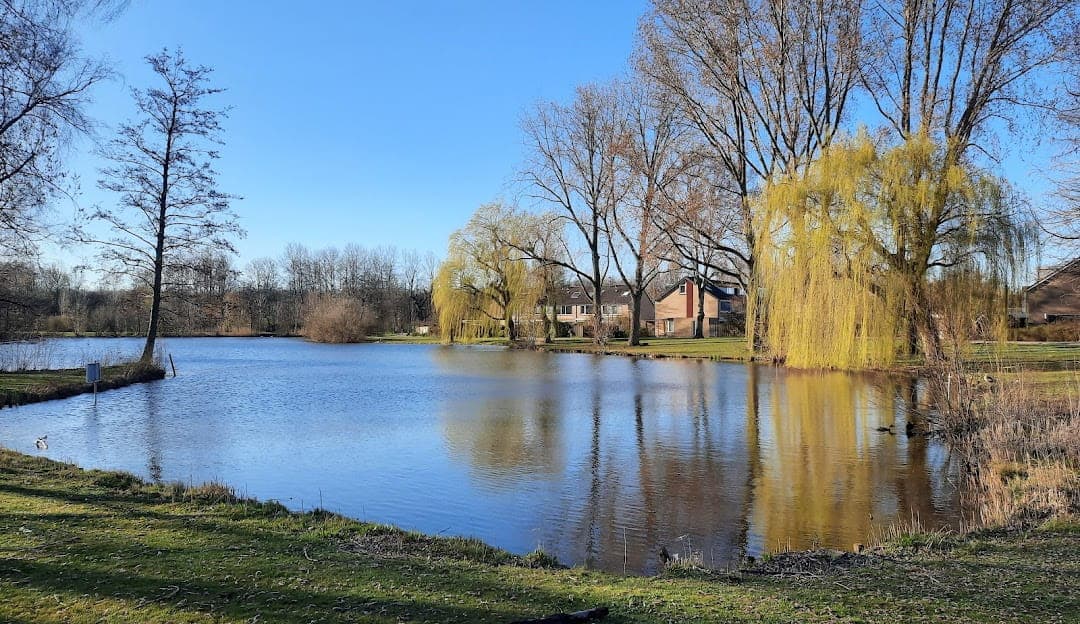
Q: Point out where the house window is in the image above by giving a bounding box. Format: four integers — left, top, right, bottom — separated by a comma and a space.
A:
720, 300, 732, 312
580, 304, 593, 315
665, 319, 675, 334
602, 304, 619, 315
678, 283, 686, 294
722, 287, 735, 295
558, 305, 573, 315
571, 291, 580, 299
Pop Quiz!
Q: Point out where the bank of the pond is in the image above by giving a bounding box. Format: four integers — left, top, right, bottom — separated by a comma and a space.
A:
485, 336, 1080, 373
0, 449, 1075, 624
0, 362, 165, 408
528, 336, 753, 362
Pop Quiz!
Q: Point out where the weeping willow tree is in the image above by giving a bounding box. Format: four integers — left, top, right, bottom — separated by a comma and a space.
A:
432, 203, 540, 343
755, 133, 1029, 369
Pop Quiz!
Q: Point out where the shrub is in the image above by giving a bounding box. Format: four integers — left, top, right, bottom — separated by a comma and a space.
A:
302, 296, 373, 343
1010, 320, 1080, 342
1006, 317, 1080, 343
520, 548, 561, 569
42, 315, 75, 333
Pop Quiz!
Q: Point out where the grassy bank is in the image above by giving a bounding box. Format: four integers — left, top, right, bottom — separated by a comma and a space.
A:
0, 362, 165, 408
532, 336, 751, 361
525, 336, 1080, 370
0, 450, 1076, 623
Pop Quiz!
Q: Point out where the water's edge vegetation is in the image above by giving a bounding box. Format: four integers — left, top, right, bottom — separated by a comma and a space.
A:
0, 449, 1075, 623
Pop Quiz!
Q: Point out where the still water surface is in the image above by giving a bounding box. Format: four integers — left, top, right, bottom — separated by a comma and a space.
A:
0, 338, 961, 573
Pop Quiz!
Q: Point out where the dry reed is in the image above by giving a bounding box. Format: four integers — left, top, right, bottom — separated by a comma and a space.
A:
927, 362, 1079, 527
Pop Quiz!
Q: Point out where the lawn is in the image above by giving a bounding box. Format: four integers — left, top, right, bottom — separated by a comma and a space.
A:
0, 450, 1076, 623
539, 336, 751, 361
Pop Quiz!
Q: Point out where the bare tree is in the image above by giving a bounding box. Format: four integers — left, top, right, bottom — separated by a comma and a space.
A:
83, 48, 241, 362
607, 80, 687, 344
1041, 60, 1080, 241
520, 84, 622, 342
0, 0, 112, 252
655, 157, 737, 338
862, 0, 1076, 157
642, 0, 863, 342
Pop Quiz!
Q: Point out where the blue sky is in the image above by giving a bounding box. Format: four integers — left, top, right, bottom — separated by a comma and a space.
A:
63, 0, 649, 268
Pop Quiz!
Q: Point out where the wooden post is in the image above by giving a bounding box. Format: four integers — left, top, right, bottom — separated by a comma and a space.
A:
169, 353, 177, 378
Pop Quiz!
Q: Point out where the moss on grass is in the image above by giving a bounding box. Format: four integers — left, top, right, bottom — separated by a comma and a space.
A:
1, 449, 1076, 623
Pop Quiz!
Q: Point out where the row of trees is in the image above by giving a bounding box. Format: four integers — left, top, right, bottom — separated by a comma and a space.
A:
434, 0, 1078, 367
0, 243, 436, 340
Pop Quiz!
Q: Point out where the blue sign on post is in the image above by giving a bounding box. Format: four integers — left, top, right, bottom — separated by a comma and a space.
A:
86, 362, 102, 406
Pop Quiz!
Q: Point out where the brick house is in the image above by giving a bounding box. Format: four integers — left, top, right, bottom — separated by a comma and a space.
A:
1025, 259, 1080, 323
653, 277, 745, 337
552, 284, 655, 337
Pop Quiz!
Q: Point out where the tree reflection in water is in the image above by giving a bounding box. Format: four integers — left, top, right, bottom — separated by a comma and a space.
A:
439, 351, 959, 574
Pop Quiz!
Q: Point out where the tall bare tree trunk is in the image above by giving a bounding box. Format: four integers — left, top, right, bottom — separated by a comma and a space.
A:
629, 291, 643, 346
694, 274, 706, 339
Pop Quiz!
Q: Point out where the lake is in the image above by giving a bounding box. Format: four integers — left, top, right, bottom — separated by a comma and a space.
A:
0, 337, 961, 574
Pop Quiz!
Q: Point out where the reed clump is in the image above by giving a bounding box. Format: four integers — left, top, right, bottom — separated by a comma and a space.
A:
931, 365, 1079, 527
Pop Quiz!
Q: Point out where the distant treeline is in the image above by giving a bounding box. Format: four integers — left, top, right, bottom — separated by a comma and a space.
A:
0, 243, 438, 340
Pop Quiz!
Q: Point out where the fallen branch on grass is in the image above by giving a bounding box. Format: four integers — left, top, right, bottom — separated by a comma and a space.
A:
510, 606, 609, 624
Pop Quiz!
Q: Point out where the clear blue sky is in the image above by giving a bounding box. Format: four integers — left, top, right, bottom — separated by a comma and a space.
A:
64, 0, 650, 268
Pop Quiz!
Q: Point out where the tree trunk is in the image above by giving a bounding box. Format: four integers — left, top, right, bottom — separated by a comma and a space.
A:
911, 282, 943, 364
694, 275, 706, 339
142, 170, 172, 362
541, 303, 552, 344
629, 292, 642, 346
591, 257, 603, 345
142, 230, 165, 362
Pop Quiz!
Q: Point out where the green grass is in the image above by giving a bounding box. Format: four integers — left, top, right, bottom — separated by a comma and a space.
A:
540, 338, 1080, 371
991, 369, 1080, 396
0, 362, 165, 408
539, 336, 751, 361
1, 449, 1076, 623
887, 341, 1080, 371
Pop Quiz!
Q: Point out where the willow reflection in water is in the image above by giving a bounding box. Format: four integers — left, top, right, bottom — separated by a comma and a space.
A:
435, 349, 958, 574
